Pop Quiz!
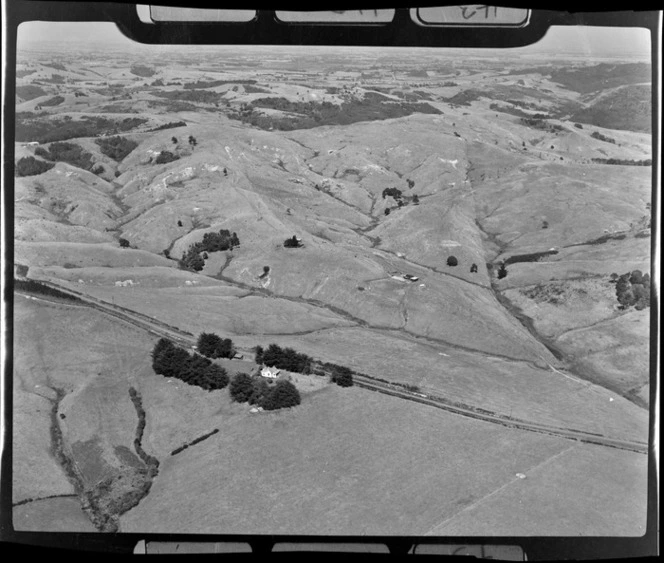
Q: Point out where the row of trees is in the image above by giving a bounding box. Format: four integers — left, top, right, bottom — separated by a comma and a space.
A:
229, 373, 301, 410
591, 158, 652, 166
151, 338, 230, 391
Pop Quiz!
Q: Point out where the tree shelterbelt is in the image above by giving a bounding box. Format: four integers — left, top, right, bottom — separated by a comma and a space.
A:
151, 338, 229, 391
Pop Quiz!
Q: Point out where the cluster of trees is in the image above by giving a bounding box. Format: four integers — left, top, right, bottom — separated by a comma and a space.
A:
229, 373, 301, 410
255, 344, 313, 374
197, 332, 235, 359
130, 64, 156, 77
16, 115, 147, 144
283, 235, 302, 248
35, 141, 95, 172
382, 187, 403, 200
151, 338, 230, 391
154, 150, 180, 164
590, 131, 616, 144
16, 156, 54, 176
591, 158, 652, 166
95, 136, 138, 162
179, 229, 240, 271
40, 95, 65, 107
519, 117, 563, 133
154, 89, 222, 104
611, 270, 650, 310
253, 345, 355, 388
320, 362, 354, 387
230, 94, 441, 131
489, 103, 549, 120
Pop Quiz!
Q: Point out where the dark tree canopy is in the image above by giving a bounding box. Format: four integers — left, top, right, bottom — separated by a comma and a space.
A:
16, 156, 54, 176
119, 238, 130, 248
197, 332, 235, 359
95, 136, 138, 162
446, 256, 458, 267
229, 372, 254, 403
283, 235, 302, 248
330, 365, 354, 387
262, 380, 301, 410
259, 343, 313, 374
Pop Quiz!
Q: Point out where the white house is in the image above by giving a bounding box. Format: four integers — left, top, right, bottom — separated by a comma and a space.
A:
260, 366, 280, 379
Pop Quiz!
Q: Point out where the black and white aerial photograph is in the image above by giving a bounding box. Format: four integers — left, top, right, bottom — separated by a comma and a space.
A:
6, 5, 657, 547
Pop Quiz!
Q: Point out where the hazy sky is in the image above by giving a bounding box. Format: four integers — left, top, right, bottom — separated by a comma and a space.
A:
16, 19, 652, 58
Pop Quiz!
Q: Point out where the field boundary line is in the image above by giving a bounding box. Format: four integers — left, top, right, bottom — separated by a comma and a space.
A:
422, 444, 578, 536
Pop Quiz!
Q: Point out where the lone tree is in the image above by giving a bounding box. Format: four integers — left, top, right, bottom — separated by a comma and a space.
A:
171, 136, 178, 144
119, 237, 130, 248
497, 263, 508, 279
283, 235, 302, 248
412, 194, 420, 204
446, 256, 458, 267
188, 135, 197, 147
470, 263, 478, 273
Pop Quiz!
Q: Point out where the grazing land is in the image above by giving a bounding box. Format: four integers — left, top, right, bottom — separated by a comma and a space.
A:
12, 30, 652, 537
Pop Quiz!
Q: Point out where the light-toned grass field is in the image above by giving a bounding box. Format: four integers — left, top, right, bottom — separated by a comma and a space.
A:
426, 443, 648, 536
120, 385, 647, 536
13, 497, 97, 532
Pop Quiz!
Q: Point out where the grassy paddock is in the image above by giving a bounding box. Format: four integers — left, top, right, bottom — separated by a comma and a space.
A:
121, 385, 645, 536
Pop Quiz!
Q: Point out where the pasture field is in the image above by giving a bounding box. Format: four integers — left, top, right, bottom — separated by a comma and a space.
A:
235, 327, 648, 443
120, 385, 647, 536
13, 39, 653, 538
13, 497, 98, 532
426, 443, 648, 536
